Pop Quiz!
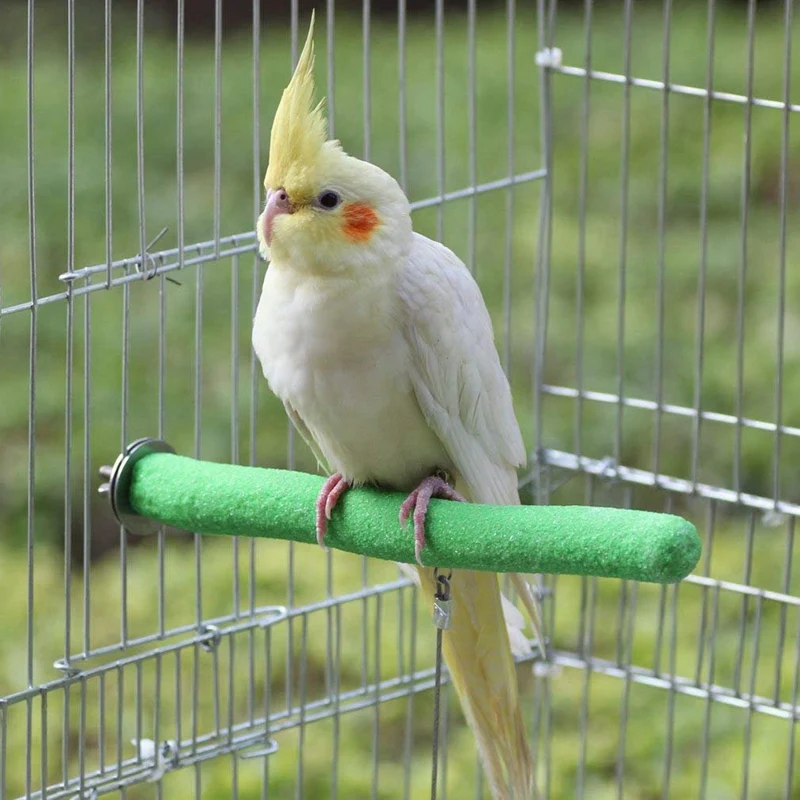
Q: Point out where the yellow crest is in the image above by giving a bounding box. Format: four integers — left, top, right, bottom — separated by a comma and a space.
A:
265, 12, 329, 192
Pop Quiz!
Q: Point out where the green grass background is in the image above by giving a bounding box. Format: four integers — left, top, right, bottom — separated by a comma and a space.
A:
0, 1, 799, 797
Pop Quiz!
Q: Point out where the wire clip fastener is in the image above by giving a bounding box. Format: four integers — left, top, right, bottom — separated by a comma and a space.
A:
131, 738, 179, 781
535, 47, 563, 68
432, 571, 452, 630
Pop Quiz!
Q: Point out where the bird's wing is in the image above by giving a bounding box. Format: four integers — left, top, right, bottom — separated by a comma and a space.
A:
399, 233, 526, 506
285, 400, 330, 473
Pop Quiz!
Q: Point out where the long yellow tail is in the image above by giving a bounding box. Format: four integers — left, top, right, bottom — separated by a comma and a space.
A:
417, 567, 537, 800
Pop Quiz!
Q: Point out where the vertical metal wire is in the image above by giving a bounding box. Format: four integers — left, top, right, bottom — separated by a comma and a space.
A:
211, 645, 221, 740
574, 0, 592, 460
115, 666, 124, 780
363, 0, 372, 163
615, 577, 638, 800
533, 0, 555, 488
191, 644, 200, 757
501, 0, 515, 374
157, 261, 167, 639
327, 0, 336, 140
286, 5, 299, 719
262, 625, 273, 798
75, 678, 84, 794
98, 672, 106, 773
174, 651, 182, 773
371, 595, 382, 800
25, 0, 38, 696
331, 603, 342, 799
177, 0, 185, 273
119, 251, 131, 644
104, 0, 113, 289
398, 0, 408, 194
193, 265, 204, 630
532, 0, 559, 783
694, 500, 717, 686
249, 0, 261, 687
774, 518, 795, 704
614, 0, 633, 467
434, 0, 445, 245
402, 590, 418, 800
213, 0, 223, 259
690, 0, 716, 489
82, 273, 93, 656
227, 636, 235, 748
740, 595, 764, 798
652, 0, 672, 479
231, 249, 242, 617
39, 694, 47, 800
135, 0, 147, 272
61, 683, 70, 790
153, 653, 163, 796
733, 0, 757, 499
295, 615, 309, 800
576, 479, 598, 799
64, 0, 76, 671
660, 584, 679, 798
698, 585, 721, 800
324, 0, 338, 722
359, 0, 372, 687
772, 0, 792, 508
784, 608, 800, 800
466, 0, 477, 275
733, 512, 756, 695
135, 663, 143, 767
24, 1, 38, 788
193, 46, 205, 639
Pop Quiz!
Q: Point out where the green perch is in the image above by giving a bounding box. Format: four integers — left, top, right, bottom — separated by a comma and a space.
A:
99, 438, 701, 584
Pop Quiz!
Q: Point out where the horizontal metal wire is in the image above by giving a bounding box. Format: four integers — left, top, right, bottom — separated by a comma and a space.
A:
552, 64, 800, 114
540, 448, 800, 517
2, 580, 412, 709
0, 170, 545, 321
553, 651, 800, 722
22, 657, 457, 800
17, 572, 799, 800
684, 573, 800, 610
543, 384, 800, 439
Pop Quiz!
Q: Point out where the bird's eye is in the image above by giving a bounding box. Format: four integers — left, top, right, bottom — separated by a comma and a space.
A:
317, 190, 342, 210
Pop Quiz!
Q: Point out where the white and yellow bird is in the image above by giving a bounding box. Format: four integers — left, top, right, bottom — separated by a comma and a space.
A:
253, 15, 542, 799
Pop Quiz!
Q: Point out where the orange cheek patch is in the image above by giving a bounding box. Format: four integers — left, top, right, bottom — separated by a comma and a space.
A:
342, 203, 380, 243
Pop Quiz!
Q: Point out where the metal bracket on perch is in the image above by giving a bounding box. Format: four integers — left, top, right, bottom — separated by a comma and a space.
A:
97, 439, 701, 584
99, 438, 176, 535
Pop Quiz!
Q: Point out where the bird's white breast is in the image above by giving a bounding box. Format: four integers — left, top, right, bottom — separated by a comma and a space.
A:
252, 265, 449, 488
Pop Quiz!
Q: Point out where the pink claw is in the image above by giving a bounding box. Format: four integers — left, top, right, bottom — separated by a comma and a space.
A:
315, 473, 351, 548
399, 474, 466, 566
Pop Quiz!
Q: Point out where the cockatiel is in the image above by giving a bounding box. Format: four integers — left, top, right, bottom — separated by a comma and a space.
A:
253, 15, 542, 799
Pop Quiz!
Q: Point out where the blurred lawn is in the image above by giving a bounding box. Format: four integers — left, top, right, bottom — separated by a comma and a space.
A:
0, 2, 799, 798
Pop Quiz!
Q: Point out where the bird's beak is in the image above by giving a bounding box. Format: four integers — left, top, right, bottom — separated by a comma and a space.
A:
263, 188, 295, 246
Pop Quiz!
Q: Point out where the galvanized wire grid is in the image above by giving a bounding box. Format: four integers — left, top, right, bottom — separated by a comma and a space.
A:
1, 0, 798, 798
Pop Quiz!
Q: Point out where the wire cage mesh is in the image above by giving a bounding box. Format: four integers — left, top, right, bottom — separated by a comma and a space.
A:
0, 0, 798, 797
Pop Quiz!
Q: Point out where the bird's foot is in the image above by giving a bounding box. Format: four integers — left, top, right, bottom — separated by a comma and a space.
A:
399, 472, 466, 566
315, 473, 351, 549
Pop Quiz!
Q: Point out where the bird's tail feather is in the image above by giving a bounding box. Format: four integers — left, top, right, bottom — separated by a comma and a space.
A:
417, 567, 537, 800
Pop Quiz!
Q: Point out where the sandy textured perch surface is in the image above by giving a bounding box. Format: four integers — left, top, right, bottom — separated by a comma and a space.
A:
129, 453, 701, 584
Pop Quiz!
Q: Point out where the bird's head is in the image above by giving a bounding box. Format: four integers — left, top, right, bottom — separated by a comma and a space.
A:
259, 13, 412, 277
